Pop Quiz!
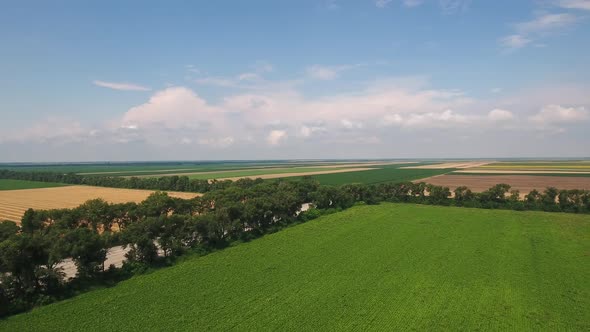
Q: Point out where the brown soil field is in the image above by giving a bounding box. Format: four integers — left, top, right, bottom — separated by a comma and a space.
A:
454, 170, 590, 174
217, 167, 377, 181
402, 161, 493, 169
416, 174, 590, 194
0, 186, 200, 223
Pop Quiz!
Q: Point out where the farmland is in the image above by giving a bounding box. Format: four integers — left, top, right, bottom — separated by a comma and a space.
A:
418, 174, 590, 194
0, 179, 69, 191
454, 160, 590, 175
0, 186, 200, 222
2, 203, 588, 331
169, 166, 376, 180
290, 165, 454, 185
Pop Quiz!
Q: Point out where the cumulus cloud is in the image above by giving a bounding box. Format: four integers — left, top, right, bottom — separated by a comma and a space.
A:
488, 109, 514, 121
383, 110, 470, 128
267, 130, 287, 145
122, 87, 221, 129
530, 104, 589, 124
93, 80, 150, 91
6, 73, 589, 160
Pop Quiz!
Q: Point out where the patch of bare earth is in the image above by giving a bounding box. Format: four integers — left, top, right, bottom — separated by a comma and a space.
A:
216, 167, 377, 181
454, 170, 590, 174
415, 174, 590, 194
0, 186, 200, 223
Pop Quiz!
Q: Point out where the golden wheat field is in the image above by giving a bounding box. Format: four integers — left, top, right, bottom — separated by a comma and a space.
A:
0, 186, 200, 222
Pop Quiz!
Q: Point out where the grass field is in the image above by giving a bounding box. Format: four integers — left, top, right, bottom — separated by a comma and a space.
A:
184, 166, 372, 180
291, 165, 454, 185
3, 203, 588, 331
0, 179, 68, 191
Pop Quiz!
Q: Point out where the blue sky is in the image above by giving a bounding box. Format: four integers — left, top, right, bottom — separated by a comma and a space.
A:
1, 0, 589, 161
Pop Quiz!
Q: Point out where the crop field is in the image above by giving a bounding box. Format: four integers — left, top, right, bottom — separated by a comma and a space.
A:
0, 160, 412, 177
419, 174, 590, 194
290, 165, 454, 185
180, 166, 377, 180
5, 203, 588, 331
455, 161, 590, 175
0, 186, 200, 222
0, 161, 309, 174
0, 179, 69, 191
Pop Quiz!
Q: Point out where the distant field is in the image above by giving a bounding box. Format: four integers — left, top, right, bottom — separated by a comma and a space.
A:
451, 171, 590, 177
0, 186, 200, 222
3, 204, 588, 330
0, 179, 69, 191
183, 166, 373, 180
0, 161, 413, 178
467, 161, 590, 173
290, 165, 454, 185
0, 162, 304, 176
420, 174, 590, 194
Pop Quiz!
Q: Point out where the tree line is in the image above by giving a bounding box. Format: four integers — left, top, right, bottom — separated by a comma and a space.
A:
0, 169, 232, 193
1, 175, 589, 317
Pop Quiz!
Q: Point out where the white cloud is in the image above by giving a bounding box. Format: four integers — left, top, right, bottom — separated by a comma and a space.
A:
516, 13, 577, 34
375, 0, 393, 8
501, 13, 578, 50
93, 80, 151, 91
383, 110, 471, 128
490, 88, 503, 94
298, 125, 326, 138
499, 34, 531, 49
197, 136, 235, 147
556, 0, 590, 10
530, 104, 589, 124
341, 119, 363, 129
267, 130, 287, 145
488, 109, 514, 121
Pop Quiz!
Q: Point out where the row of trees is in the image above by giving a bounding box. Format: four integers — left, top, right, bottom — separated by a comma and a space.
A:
0, 178, 320, 316
1, 175, 589, 317
0, 169, 234, 193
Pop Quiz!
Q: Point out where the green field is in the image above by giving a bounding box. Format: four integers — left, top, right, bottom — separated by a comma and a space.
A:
0, 179, 69, 191
0, 161, 410, 178
3, 203, 588, 331
291, 165, 454, 185
184, 166, 364, 180
0, 162, 307, 176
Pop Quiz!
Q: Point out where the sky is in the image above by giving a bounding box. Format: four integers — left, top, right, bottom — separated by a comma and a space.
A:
0, 0, 589, 162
